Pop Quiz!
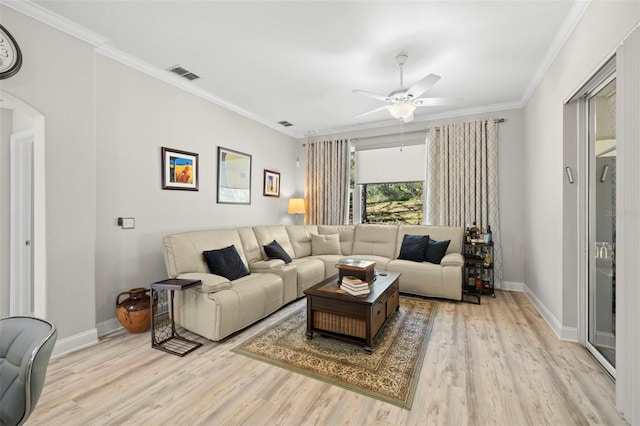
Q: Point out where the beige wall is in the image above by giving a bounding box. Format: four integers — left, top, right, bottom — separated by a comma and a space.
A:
94, 55, 296, 324
0, 108, 11, 317
523, 1, 639, 328
0, 6, 97, 340
0, 6, 297, 341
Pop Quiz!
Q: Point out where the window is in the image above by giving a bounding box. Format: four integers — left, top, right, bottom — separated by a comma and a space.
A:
361, 182, 424, 224
352, 144, 426, 225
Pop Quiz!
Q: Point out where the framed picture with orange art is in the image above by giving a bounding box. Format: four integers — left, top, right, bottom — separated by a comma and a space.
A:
162, 147, 199, 191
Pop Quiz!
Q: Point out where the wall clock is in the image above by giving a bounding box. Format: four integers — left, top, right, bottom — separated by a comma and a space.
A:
0, 24, 22, 80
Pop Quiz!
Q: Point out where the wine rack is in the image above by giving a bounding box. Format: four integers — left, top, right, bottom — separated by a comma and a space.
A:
462, 242, 494, 304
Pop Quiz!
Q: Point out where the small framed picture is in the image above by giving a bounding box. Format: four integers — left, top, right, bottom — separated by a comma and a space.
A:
263, 169, 280, 197
162, 147, 199, 191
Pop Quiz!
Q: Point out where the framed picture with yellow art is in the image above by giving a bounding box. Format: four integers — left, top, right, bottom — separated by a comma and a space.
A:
263, 169, 280, 197
217, 146, 252, 204
162, 147, 199, 191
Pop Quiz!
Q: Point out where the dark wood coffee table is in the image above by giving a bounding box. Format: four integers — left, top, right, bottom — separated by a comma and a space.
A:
304, 271, 400, 353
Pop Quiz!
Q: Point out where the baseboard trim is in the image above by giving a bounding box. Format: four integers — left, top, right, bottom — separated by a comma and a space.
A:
499, 280, 524, 292
97, 317, 123, 338
520, 285, 579, 342
522, 285, 562, 339
560, 326, 579, 342
52, 328, 98, 358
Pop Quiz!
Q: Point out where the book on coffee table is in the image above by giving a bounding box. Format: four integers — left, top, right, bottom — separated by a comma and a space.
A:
342, 275, 366, 286
339, 284, 370, 296
340, 281, 369, 291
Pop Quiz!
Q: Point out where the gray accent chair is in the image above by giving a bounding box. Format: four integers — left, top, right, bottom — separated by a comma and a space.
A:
0, 317, 57, 426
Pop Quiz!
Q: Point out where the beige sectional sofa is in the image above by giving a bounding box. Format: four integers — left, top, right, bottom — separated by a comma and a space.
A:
162, 224, 463, 341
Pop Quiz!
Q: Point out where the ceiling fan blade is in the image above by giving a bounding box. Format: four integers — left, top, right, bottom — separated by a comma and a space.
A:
352, 89, 390, 102
405, 74, 441, 99
354, 105, 390, 119
413, 97, 458, 106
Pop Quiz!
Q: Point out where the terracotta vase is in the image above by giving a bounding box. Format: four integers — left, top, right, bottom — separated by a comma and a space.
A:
116, 287, 152, 333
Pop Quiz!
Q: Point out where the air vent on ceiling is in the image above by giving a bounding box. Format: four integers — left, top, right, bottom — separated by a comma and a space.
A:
278, 121, 294, 127
167, 65, 200, 81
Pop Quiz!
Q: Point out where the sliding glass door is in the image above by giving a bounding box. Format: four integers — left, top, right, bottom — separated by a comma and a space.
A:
587, 76, 616, 375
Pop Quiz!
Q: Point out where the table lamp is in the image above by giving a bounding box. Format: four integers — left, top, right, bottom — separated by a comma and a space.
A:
288, 198, 305, 224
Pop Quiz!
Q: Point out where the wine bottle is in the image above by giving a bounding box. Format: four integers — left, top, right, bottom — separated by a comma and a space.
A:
484, 249, 492, 267
485, 225, 492, 243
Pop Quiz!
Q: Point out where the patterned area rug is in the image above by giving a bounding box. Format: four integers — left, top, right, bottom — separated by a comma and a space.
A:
233, 296, 437, 409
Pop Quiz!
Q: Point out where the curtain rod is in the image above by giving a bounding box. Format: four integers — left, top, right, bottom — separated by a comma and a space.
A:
303, 118, 505, 144
350, 129, 428, 142
432, 118, 504, 131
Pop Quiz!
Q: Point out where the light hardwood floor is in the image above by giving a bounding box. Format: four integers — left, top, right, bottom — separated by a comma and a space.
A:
28, 291, 627, 425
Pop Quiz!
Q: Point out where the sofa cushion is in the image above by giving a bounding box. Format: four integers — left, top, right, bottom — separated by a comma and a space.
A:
318, 225, 355, 255
424, 237, 451, 264
289, 258, 325, 295
253, 225, 296, 260
163, 229, 247, 277
397, 225, 463, 257
264, 240, 292, 264
286, 225, 318, 258
352, 224, 398, 259
203, 245, 250, 280
311, 233, 341, 255
398, 234, 429, 262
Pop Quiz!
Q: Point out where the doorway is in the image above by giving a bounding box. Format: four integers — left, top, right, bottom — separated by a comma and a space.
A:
0, 91, 47, 318
10, 129, 34, 315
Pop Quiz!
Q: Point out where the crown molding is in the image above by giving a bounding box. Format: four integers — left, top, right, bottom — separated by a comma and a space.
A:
4, 0, 297, 139
3, 0, 107, 46
520, 0, 591, 104
5, 0, 547, 142
94, 45, 297, 138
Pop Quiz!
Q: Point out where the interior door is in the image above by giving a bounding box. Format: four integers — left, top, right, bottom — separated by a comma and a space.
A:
9, 129, 34, 316
587, 77, 616, 375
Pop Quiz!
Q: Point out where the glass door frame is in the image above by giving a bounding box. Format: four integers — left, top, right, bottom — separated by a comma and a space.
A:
581, 67, 616, 378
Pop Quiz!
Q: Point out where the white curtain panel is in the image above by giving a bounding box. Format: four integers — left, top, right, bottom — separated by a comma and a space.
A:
426, 119, 502, 282
305, 139, 350, 225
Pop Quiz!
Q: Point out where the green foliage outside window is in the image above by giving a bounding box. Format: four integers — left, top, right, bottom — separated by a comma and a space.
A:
362, 182, 423, 224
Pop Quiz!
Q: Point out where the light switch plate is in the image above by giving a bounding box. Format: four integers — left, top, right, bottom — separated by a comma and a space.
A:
117, 217, 135, 229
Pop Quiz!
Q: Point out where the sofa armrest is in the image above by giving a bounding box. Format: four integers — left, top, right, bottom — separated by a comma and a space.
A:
440, 253, 464, 267
249, 262, 298, 304
176, 272, 232, 293
250, 259, 286, 270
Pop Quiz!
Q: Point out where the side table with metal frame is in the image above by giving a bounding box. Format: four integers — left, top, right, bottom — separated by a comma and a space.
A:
151, 278, 202, 356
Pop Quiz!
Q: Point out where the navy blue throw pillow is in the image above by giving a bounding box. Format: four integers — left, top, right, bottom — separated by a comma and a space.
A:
203, 245, 250, 280
398, 234, 429, 262
424, 237, 451, 264
263, 240, 292, 264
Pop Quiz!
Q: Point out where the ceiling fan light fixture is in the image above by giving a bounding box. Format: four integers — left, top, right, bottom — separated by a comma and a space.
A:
388, 102, 416, 120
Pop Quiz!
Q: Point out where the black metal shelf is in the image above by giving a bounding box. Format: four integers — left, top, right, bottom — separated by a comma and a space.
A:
462, 242, 495, 304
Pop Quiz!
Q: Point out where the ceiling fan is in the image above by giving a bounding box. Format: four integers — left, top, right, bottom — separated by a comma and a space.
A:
353, 54, 454, 123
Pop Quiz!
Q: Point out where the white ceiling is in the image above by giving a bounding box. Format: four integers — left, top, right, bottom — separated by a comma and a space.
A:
24, 0, 585, 138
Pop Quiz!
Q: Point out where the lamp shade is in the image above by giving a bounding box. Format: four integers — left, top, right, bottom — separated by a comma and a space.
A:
287, 198, 305, 214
